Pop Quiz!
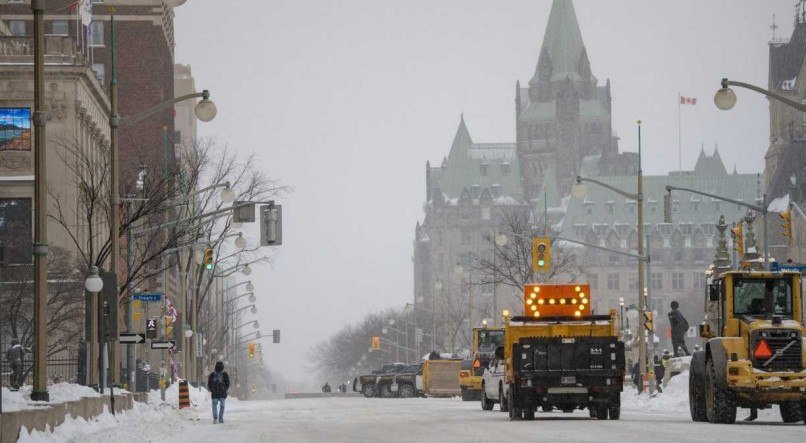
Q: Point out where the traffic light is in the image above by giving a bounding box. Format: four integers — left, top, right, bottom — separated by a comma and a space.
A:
165, 315, 173, 337
663, 194, 672, 223
780, 210, 792, 242
203, 247, 214, 270
532, 237, 551, 272
371, 336, 381, 351
643, 311, 654, 332
260, 204, 283, 246
730, 224, 744, 258
247, 342, 256, 358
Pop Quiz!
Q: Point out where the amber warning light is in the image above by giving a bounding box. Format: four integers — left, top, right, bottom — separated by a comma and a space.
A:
523, 284, 591, 318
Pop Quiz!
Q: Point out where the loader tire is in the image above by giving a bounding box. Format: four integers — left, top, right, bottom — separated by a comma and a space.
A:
705, 358, 736, 424
689, 365, 707, 422
779, 401, 802, 423
508, 386, 521, 421
608, 395, 621, 420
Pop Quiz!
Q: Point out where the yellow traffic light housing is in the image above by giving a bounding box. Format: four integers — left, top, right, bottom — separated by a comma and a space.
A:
730, 225, 743, 259
643, 311, 654, 332
247, 342, 256, 358
780, 210, 792, 242
532, 237, 551, 272
203, 247, 214, 270
371, 336, 381, 351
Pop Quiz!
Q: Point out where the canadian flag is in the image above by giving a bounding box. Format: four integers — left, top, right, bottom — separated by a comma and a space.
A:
680, 96, 697, 105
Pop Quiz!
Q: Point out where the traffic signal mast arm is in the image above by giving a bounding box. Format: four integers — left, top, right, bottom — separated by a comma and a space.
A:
131, 200, 275, 237
507, 231, 647, 262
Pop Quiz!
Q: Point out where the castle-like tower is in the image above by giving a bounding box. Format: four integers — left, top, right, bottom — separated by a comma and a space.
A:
516, 0, 628, 204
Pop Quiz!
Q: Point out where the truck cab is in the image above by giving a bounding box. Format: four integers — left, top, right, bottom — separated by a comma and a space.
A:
689, 270, 806, 424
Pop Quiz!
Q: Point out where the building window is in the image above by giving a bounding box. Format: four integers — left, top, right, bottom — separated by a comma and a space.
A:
0, 108, 32, 152
490, 184, 501, 197
9, 20, 26, 36
589, 274, 598, 290
692, 272, 704, 289
574, 225, 587, 237
608, 254, 620, 265
501, 163, 511, 175
89, 21, 104, 46
607, 273, 620, 290
605, 201, 615, 214
52, 20, 68, 35
651, 272, 663, 290
0, 198, 33, 264
713, 201, 721, 212
672, 272, 684, 291
691, 201, 700, 213
628, 273, 638, 290
672, 200, 680, 213
480, 164, 488, 176
648, 202, 657, 214
595, 225, 608, 236
627, 202, 635, 214
673, 250, 682, 262
585, 202, 594, 214
680, 224, 692, 235
694, 249, 705, 263
91, 63, 105, 83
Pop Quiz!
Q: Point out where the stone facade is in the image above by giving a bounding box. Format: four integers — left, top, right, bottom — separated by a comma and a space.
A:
0, 34, 110, 264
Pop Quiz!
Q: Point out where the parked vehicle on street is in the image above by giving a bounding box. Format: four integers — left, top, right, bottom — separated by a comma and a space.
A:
353, 363, 407, 398
480, 357, 507, 411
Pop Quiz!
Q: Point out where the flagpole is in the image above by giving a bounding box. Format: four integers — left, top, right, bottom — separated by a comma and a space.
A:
678, 93, 683, 173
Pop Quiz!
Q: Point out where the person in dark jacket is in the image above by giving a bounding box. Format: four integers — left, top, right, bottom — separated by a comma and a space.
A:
322, 382, 331, 393
207, 361, 230, 423
653, 355, 665, 393
668, 300, 691, 357
630, 361, 642, 392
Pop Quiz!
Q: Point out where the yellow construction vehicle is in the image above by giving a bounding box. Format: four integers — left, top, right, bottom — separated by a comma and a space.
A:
498, 284, 625, 421
689, 270, 806, 424
459, 326, 505, 401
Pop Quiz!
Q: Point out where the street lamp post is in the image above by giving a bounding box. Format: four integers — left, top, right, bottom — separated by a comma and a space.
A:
85, 267, 104, 390
575, 120, 648, 387
432, 280, 442, 351
29, 0, 49, 402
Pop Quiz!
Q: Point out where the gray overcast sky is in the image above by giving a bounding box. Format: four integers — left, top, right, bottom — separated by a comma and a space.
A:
175, 0, 791, 384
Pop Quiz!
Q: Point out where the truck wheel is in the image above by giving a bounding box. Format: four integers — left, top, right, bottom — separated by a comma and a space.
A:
597, 404, 609, 420
362, 384, 376, 398
398, 383, 415, 398
608, 396, 621, 420
524, 407, 535, 420
461, 387, 471, 401
689, 366, 707, 422
379, 384, 395, 398
779, 402, 803, 423
508, 387, 520, 421
589, 408, 597, 419
481, 384, 495, 411
499, 385, 509, 412
705, 358, 736, 424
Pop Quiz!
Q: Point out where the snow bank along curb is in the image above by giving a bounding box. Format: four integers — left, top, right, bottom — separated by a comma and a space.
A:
0, 387, 133, 443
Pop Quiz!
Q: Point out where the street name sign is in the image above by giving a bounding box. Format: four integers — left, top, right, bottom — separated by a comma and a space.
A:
120, 333, 145, 344
133, 292, 163, 302
151, 340, 176, 350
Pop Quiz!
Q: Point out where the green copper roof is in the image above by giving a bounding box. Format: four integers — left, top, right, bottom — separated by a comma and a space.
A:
435, 116, 523, 200
533, 0, 587, 83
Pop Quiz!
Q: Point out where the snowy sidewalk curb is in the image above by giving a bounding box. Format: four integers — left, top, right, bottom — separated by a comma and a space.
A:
0, 388, 133, 443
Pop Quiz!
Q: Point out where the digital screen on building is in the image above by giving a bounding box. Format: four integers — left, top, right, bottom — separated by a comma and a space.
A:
0, 108, 32, 151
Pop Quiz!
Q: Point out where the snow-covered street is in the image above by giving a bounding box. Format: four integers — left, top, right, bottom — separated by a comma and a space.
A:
154, 395, 806, 443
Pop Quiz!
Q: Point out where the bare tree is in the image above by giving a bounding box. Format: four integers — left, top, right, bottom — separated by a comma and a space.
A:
469, 209, 587, 312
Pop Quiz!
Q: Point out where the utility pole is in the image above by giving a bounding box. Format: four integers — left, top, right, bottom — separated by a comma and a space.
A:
30, 0, 49, 402
108, 13, 122, 385
636, 120, 648, 387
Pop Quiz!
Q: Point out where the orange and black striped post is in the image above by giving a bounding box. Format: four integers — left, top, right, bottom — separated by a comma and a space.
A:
178, 380, 190, 409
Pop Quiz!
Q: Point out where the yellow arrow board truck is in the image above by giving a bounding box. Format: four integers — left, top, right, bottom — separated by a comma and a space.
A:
689, 270, 806, 424
499, 284, 625, 421
459, 326, 505, 401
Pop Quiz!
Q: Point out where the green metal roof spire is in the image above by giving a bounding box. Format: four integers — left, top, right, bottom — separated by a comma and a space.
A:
531, 0, 588, 83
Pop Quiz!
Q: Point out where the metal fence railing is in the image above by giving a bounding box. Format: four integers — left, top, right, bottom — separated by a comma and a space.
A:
1, 357, 79, 387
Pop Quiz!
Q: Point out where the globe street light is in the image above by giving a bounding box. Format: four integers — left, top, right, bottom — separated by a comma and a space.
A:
246, 282, 254, 292
715, 77, 806, 112
253, 321, 260, 329
234, 233, 247, 250
184, 329, 194, 338
84, 266, 104, 388
242, 264, 252, 276
220, 184, 236, 203
163, 0, 188, 7
194, 91, 218, 122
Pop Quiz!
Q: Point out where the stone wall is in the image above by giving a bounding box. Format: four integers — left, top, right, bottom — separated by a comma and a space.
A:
0, 393, 133, 443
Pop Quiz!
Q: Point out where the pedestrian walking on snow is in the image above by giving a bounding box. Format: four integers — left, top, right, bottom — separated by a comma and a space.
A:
207, 361, 230, 424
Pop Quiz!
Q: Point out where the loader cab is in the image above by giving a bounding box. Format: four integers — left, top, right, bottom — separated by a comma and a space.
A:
704, 271, 802, 337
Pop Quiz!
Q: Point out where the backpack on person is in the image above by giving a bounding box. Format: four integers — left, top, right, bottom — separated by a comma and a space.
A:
211, 372, 224, 392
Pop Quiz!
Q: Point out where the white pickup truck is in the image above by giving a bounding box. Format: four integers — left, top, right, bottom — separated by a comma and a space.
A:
480, 357, 508, 412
